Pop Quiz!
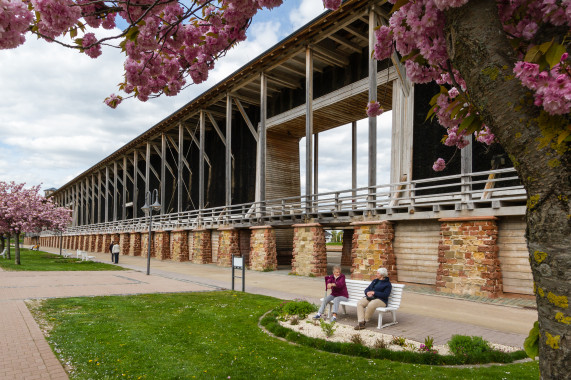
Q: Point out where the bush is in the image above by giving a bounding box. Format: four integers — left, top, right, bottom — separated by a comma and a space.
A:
390, 336, 407, 347
448, 335, 491, 357
319, 319, 337, 337
276, 300, 317, 320
350, 334, 365, 345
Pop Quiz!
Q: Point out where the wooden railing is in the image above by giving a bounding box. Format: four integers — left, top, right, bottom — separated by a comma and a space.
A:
43, 168, 526, 236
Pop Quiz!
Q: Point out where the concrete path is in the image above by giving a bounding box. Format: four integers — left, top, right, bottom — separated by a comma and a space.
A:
0, 248, 538, 379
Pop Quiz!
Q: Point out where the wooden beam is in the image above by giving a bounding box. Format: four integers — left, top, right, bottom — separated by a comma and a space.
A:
133, 150, 138, 219
113, 161, 118, 221
184, 125, 212, 166
199, 110, 205, 209
312, 45, 350, 67
178, 123, 184, 213
258, 73, 267, 203
234, 98, 259, 142
368, 7, 378, 203
328, 34, 363, 53
342, 24, 368, 43
226, 94, 232, 206
166, 134, 191, 172
306, 47, 314, 202
122, 156, 127, 220
265, 73, 301, 89
161, 134, 166, 214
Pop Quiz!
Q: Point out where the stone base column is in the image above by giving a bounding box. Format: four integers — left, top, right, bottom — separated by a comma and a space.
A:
249, 226, 277, 271
141, 233, 156, 258
129, 232, 141, 256
291, 223, 326, 277
341, 229, 353, 266
436, 217, 502, 298
217, 228, 240, 267
103, 234, 112, 255
119, 233, 130, 256
95, 234, 103, 253
170, 230, 189, 262
190, 229, 211, 264
154, 231, 171, 260
350, 221, 396, 280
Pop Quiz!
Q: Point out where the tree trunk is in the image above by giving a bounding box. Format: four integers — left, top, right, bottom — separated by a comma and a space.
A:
7, 235, 11, 260
445, 1, 570, 378
15, 232, 20, 265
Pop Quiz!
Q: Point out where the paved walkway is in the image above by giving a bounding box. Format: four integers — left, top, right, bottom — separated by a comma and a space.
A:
0, 247, 538, 379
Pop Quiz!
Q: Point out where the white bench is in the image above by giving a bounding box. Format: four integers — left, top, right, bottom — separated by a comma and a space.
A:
321, 279, 405, 329
77, 250, 95, 261
0, 247, 7, 259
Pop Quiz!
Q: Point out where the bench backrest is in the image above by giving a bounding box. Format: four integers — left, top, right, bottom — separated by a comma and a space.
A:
344, 279, 404, 308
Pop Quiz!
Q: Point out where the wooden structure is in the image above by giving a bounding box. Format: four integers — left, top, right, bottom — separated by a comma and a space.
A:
36, 0, 533, 297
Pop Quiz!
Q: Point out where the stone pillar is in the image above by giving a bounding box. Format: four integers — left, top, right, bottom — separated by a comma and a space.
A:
170, 230, 189, 262
129, 232, 141, 256
96, 234, 103, 252
341, 229, 353, 266
141, 233, 156, 258
103, 234, 112, 254
191, 229, 211, 264
249, 226, 277, 271
119, 233, 130, 256
436, 217, 502, 298
350, 221, 396, 280
291, 223, 327, 277
217, 228, 240, 267
154, 231, 171, 260
88, 235, 95, 252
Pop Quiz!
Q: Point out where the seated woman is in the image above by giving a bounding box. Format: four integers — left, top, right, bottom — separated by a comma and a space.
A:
312, 265, 348, 322
354, 267, 392, 330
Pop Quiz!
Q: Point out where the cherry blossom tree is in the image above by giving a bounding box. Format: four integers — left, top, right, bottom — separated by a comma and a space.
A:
1, 0, 569, 375
0, 182, 72, 265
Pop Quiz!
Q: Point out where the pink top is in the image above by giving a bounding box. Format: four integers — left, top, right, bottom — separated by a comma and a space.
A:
325, 273, 349, 298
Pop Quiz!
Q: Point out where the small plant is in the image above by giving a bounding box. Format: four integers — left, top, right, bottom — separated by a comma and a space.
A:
319, 319, 337, 337
290, 316, 299, 325
390, 336, 407, 347
276, 300, 317, 321
350, 334, 365, 345
448, 335, 491, 357
373, 337, 387, 349
418, 336, 437, 353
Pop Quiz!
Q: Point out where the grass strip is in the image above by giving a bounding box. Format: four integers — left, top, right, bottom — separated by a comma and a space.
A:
31, 291, 537, 379
0, 248, 125, 271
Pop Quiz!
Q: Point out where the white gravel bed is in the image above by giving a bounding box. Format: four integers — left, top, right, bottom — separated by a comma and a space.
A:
278, 317, 520, 356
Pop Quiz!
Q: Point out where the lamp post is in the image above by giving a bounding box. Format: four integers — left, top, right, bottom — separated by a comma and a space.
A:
141, 189, 161, 275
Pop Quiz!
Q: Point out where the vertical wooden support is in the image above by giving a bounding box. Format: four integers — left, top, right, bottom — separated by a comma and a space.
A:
161, 133, 166, 214
368, 8, 377, 208
352, 121, 357, 204
257, 73, 267, 205
79, 181, 84, 225
390, 79, 414, 186
105, 166, 110, 223
97, 171, 102, 223
305, 47, 314, 211
133, 150, 138, 219
178, 123, 184, 213
314, 133, 318, 195
145, 142, 151, 197
226, 94, 232, 206
122, 156, 127, 220
461, 135, 473, 204
113, 161, 118, 221
199, 110, 205, 210
91, 175, 95, 224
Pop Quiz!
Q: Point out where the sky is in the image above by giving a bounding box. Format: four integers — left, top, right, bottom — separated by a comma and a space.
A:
0, 0, 392, 197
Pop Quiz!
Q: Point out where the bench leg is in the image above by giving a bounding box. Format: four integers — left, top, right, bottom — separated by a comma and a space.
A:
378, 313, 383, 329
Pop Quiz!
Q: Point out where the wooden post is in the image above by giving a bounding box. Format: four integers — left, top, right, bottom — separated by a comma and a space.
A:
352, 121, 357, 206
133, 150, 138, 219
97, 171, 102, 223
226, 94, 232, 206
178, 123, 184, 213
105, 166, 110, 223
314, 133, 319, 195
306, 46, 314, 212
145, 142, 151, 198
199, 110, 205, 210
122, 156, 127, 220
461, 135, 473, 203
368, 8, 377, 208
161, 133, 166, 214
258, 73, 267, 205
113, 161, 118, 221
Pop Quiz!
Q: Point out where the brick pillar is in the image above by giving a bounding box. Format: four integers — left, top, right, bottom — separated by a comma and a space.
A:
129, 232, 141, 256
291, 223, 327, 277
89, 235, 95, 252
249, 226, 277, 271
119, 233, 130, 256
141, 232, 156, 258
217, 228, 240, 267
191, 229, 211, 264
170, 230, 189, 262
350, 221, 396, 280
96, 234, 103, 252
341, 229, 353, 266
103, 234, 112, 254
436, 217, 502, 298
74, 235, 80, 250
154, 231, 171, 260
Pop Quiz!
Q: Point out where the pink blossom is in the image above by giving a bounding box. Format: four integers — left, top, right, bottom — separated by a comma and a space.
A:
0, 0, 33, 49
323, 0, 342, 10
366, 101, 384, 117
104, 94, 123, 109
432, 158, 446, 172
82, 32, 101, 58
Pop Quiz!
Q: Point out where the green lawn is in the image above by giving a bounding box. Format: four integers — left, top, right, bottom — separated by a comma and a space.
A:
31, 292, 539, 379
0, 248, 124, 271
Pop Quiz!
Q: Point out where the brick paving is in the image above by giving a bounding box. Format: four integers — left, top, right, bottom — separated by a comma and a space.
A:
0, 248, 538, 379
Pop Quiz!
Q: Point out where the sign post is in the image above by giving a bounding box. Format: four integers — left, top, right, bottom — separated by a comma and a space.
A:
231, 255, 245, 292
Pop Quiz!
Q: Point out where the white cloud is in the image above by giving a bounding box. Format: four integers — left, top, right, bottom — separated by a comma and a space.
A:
289, 0, 327, 30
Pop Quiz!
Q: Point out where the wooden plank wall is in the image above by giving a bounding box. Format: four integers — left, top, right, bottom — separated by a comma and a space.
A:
266, 131, 300, 200
394, 221, 440, 284
498, 216, 533, 295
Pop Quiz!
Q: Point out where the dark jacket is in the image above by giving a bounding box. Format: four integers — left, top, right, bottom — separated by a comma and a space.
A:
325, 274, 349, 298
364, 277, 392, 305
